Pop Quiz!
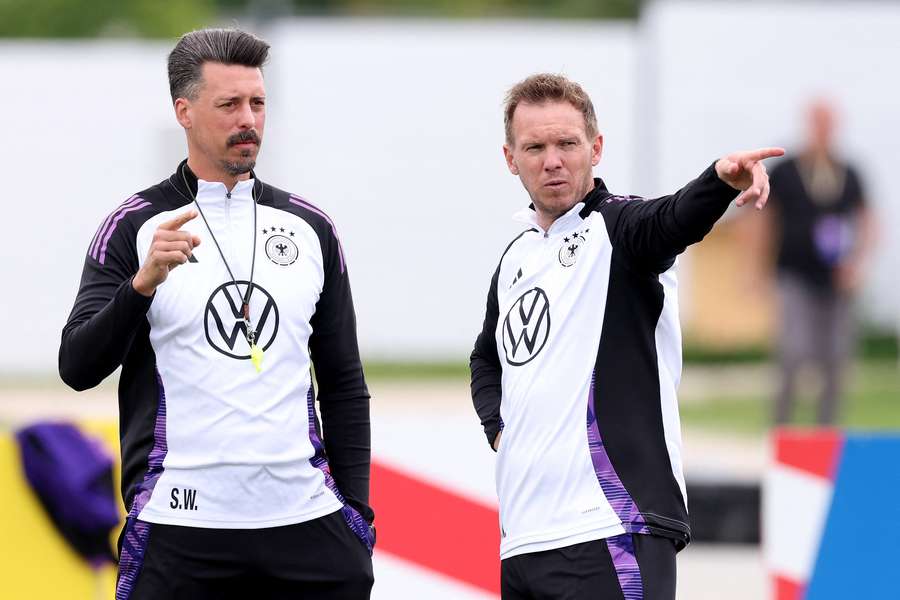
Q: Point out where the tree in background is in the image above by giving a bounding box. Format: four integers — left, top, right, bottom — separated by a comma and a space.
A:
0, 0, 639, 39
0, 0, 214, 38
334, 0, 638, 19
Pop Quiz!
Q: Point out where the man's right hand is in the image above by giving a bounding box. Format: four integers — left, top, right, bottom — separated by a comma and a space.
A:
492, 431, 502, 451
132, 211, 201, 297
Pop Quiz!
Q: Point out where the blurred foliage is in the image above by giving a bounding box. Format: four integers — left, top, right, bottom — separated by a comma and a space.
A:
335, 0, 639, 18
858, 329, 900, 360
0, 0, 639, 39
682, 328, 898, 365
364, 330, 898, 379
0, 0, 215, 38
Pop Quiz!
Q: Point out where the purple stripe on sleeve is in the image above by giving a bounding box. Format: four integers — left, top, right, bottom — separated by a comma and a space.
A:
128, 369, 168, 518
90, 195, 140, 259
607, 533, 644, 600
115, 518, 151, 600
306, 387, 374, 554
586, 373, 650, 534
90, 194, 139, 257
289, 195, 346, 274
88, 194, 141, 259
97, 200, 151, 264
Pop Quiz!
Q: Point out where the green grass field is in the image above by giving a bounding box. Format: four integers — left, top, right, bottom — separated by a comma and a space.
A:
4, 358, 897, 437
363, 358, 900, 436
679, 360, 900, 434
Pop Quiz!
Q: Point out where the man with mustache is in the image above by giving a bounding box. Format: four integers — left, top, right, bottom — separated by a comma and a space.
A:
470, 73, 782, 599
60, 28, 374, 599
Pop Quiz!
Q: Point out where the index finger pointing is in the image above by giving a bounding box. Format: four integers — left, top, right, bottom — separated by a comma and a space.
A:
744, 147, 785, 163
750, 161, 768, 197
159, 210, 198, 231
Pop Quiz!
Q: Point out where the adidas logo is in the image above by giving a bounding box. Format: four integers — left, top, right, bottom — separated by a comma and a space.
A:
510, 267, 523, 288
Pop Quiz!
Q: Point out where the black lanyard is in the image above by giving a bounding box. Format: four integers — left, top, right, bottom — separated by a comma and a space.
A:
181, 166, 259, 347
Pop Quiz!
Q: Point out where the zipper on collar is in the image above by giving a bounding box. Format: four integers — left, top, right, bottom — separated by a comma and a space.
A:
514, 202, 585, 238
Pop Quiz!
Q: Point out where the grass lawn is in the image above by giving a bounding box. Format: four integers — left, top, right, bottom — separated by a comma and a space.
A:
6, 359, 895, 438
679, 360, 900, 435
363, 358, 900, 435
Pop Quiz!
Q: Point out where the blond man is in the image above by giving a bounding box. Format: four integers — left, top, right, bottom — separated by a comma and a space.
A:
470, 73, 781, 599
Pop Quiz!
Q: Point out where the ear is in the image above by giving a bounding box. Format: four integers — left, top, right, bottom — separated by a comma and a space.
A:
591, 134, 603, 167
174, 97, 192, 129
503, 144, 519, 175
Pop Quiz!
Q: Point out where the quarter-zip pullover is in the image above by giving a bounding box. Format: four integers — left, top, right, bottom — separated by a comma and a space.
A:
471, 164, 736, 559
60, 161, 373, 550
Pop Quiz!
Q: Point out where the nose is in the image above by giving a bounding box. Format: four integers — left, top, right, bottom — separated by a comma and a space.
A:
543, 148, 563, 171
236, 100, 256, 130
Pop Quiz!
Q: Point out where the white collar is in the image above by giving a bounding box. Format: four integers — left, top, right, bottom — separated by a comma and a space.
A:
195, 178, 256, 205
512, 201, 585, 236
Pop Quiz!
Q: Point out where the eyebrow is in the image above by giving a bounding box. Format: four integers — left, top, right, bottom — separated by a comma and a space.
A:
216, 94, 266, 102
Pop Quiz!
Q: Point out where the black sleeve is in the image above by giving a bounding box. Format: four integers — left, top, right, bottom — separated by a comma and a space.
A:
469, 265, 503, 450
845, 165, 867, 208
308, 228, 373, 524
769, 160, 787, 191
59, 219, 153, 391
605, 163, 738, 272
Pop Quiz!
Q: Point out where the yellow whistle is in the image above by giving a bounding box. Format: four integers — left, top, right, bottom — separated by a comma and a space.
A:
250, 344, 264, 373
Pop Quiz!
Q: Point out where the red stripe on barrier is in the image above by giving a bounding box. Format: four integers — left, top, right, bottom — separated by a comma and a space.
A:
774, 574, 804, 600
371, 461, 500, 594
774, 428, 844, 480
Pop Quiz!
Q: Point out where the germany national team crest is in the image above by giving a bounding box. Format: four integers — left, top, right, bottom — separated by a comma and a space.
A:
558, 229, 588, 267
262, 226, 299, 266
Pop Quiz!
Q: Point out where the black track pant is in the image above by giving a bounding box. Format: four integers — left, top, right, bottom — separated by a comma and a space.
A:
501, 533, 676, 600
116, 510, 373, 600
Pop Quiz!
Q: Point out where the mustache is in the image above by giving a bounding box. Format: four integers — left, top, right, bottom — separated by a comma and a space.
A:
227, 130, 261, 146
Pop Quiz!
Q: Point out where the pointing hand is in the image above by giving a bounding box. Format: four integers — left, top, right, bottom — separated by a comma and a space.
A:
715, 147, 785, 210
132, 211, 201, 297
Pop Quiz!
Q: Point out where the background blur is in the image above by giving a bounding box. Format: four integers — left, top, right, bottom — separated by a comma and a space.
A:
1, 0, 898, 598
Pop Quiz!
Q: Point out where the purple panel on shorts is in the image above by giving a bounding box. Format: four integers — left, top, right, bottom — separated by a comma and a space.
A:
128, 370, 168, 518
306, 387, 374, 554
607, 533, 644, 600
115, 518, 151, 600
586, 373, 649, 533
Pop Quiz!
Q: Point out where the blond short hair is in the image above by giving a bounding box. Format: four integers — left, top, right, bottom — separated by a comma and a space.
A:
504, 73, 598, 144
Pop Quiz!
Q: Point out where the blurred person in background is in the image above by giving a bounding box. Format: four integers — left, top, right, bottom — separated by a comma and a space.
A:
470, 73, 782, 600
768, 99, 875, 425
58, 28, 374, 599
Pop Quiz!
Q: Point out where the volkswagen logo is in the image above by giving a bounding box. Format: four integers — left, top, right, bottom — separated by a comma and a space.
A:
502, 287, 551, 366
204, 281, 279, 359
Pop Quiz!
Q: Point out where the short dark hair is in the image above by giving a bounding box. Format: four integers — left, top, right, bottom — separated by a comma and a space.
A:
167, 28, 270, 103
504, 73, 598, 144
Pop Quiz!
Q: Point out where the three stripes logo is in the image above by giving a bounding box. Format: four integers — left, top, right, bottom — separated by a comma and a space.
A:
502, 287, 551, 366
88, 195, 151, 265
510, 267, 524, 289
